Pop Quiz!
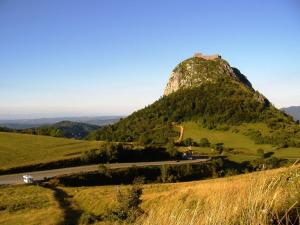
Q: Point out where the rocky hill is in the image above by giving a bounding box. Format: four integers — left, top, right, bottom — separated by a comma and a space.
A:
91, 53, 300, 147
164, 53, 253, 96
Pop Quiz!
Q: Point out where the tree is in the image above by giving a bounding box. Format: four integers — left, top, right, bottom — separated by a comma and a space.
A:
257, 148, 265, 159
160, 165, 177, 183
99, 142, 122, 162
81, 149, 99, 163
107, 184, 144, 222
182, 138, 193, 146
138, 134, 151, 145
212, 143, 224, 154
166, 141, 179, 158
199, 138, 210, 147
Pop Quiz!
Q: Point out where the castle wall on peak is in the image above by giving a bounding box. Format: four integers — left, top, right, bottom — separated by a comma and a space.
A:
194, 52, 221, 60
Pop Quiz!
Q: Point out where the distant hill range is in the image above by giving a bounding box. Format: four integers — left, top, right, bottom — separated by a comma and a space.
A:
0, 116, 121, 129
281, 106, 300, 122
21, 121, 100, 139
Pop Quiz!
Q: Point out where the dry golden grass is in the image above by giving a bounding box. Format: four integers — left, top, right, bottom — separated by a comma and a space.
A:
61, 165, 299, 225
137, 165, 300, 225
4, 168, 299, 225
0, 185, 63, 225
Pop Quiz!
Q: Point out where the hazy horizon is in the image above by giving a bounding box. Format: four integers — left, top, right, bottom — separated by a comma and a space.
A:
0, 112, 124, 121
1, 0, 300, 119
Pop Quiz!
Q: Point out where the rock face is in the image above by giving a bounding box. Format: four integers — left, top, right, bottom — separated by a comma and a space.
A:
164, 53, 253, 96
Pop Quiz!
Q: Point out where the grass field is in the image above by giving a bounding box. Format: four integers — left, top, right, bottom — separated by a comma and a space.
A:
0, 185, 63, 225
58, 164, 300, 225
0, 132, 100, 169
181, 122, 300, 162
0, 165, 299, 225
137, 164, 300, 225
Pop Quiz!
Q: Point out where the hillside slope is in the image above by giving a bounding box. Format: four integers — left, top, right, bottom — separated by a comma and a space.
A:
0, 132, 99, 169
58, 164, 300, 225
137, 165, 300, 225
92, 54, 300, 148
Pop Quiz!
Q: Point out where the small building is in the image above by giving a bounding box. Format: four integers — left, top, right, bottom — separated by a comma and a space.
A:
23, 175, 34, 184
194, 52, 221, 60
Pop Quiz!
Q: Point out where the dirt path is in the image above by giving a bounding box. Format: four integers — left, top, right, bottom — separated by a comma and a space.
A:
175, 125, 184, 143
41, 183, 83, 225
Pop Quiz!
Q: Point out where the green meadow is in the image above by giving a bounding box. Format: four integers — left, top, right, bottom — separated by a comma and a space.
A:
0, 132, 100, 169
181, 122, 300, 162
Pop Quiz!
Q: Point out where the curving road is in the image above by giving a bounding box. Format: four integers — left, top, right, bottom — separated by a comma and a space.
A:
0, 159, 209, 185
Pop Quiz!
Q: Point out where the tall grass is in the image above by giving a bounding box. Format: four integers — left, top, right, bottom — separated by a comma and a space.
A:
0, 185, 63, 225
137, 164, 300, 225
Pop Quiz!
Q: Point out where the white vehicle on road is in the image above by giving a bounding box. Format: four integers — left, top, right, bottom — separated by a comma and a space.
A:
23, 175, 34, 184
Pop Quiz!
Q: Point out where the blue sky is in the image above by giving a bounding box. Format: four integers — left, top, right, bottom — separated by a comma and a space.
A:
0, 0, 299, 119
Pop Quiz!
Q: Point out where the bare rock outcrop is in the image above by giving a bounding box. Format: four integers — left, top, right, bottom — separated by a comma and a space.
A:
163, 53, 253, 96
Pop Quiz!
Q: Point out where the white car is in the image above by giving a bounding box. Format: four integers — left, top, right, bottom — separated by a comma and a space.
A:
23, 175, 34, 184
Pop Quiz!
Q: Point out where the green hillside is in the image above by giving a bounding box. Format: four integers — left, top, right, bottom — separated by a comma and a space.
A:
181, 121, 300, 162
0, 132, 100, 169
92, 76, 300, 147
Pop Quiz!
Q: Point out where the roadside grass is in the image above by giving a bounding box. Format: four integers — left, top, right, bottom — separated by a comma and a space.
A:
181, 122, 300, 162
0, 185, 63, 225
0, 132, 100, 169
137, 164, 300, 225
63, 186, 119, 217
59, 164, 300, 225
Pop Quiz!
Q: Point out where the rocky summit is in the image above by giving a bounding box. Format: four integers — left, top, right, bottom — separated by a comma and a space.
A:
164, 53, 253, 96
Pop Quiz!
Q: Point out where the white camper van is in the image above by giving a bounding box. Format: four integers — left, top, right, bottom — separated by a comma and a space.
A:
23, 175, 34, 184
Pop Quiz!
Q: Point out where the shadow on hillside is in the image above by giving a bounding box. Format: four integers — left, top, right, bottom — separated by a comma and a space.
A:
264, 151, 274, 158
39, 183, 83, 225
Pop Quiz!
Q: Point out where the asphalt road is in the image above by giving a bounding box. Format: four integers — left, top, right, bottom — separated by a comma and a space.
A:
0, 159, 209, 185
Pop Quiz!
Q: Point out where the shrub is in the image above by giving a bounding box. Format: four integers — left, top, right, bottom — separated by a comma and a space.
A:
79, 212, 98, 225
160, 165, 177, 183
107, 184, 144, 223
212, 143, 224, 154
199, 138, 210, 147
81, 149, 100, 163
166, 141, 180, 158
